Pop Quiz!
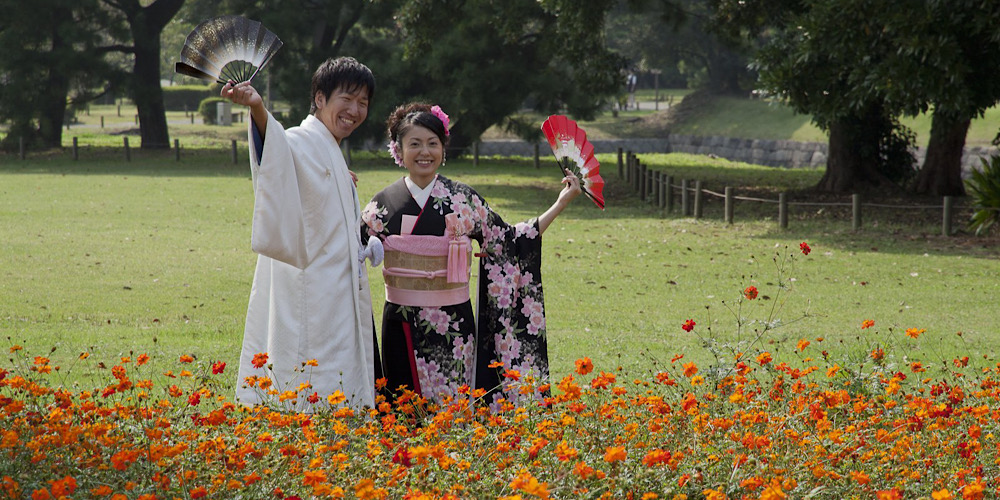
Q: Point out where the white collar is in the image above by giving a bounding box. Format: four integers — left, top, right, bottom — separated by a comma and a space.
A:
404, 175, 437, 208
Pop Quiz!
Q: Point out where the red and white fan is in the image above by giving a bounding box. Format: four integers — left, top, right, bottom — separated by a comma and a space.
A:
541, 115, 605, 210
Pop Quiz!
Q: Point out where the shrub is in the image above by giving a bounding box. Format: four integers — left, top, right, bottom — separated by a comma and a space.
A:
967, 154, 1000, 235
198, 97, 228, 125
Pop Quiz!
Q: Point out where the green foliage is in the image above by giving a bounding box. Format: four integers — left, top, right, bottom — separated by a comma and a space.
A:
162, 85, 215, 112
198, 97, 228, 125
967, 155, 1000, 235
393, 0, 625, 150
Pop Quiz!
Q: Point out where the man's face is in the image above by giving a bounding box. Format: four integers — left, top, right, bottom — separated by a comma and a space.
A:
314, 86, 369, 143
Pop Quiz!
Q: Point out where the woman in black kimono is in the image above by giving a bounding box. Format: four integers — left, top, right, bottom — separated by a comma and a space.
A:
362, 103, 580, 408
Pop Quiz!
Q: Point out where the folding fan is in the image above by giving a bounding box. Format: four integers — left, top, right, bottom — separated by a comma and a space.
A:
541, 115, 605, 209
174, 15, 282, 85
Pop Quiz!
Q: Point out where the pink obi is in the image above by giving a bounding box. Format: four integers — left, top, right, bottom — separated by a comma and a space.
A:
382, 226, 472, 307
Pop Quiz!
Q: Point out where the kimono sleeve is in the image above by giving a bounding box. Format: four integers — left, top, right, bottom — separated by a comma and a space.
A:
473, 193, 550, 401
246, 112, 310, 269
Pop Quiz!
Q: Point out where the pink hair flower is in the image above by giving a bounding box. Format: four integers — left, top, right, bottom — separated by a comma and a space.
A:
430, 105, 450, 136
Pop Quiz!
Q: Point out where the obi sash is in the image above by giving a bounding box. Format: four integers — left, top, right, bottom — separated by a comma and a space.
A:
382, 213, 472, 307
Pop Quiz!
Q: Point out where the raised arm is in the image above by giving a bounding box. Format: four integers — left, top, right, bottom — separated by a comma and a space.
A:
537, 172, 582, 235
221, 81, 269, 137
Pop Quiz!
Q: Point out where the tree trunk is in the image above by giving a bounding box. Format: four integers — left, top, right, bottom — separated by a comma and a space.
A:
913, 111, 970, 196
816, 105, 900, 193
36, 7, 73, 149
123, 0, 185, 149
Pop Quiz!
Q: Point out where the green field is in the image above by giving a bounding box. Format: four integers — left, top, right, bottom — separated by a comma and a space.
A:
2, 147, 998, 391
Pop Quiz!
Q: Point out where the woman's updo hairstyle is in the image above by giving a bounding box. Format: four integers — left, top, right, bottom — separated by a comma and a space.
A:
386, 102, 449, 147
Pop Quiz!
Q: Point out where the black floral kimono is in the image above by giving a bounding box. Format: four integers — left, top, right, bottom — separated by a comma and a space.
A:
362, 175, 549, 407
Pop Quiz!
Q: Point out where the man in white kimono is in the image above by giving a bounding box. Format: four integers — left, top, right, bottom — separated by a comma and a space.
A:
221, 57, 379, 411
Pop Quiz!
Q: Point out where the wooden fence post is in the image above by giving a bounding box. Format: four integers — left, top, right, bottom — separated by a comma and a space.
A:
779, 192, 788, 229
852, 194, 862, 231
640, 163, 647, 201
174, 139, 180, 162
617, 147, 623, 178
123, 137, 130, 161
654, 171, 662, 207
73, 137, 78, 161
681, 179, 689, 216
724, 187, 733, 224
100, 116, 104, 128
942, 196, 953, 236
694, 180, 703, 218
665, 175, 674, 213
19, 137, 25, 159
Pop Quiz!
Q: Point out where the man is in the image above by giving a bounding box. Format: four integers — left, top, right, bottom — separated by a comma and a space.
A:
221, 57, 379, 411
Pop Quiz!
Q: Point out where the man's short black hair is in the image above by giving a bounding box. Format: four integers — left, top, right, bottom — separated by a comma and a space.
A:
309, 57, 375, 113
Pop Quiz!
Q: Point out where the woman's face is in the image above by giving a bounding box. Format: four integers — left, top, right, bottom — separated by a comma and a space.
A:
400, 124, 443, 188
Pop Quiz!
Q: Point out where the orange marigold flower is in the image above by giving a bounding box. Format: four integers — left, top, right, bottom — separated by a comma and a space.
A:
682, 319, 696, 332
910, 362, 925, 373
849, 471, 870, 485
905, 327, 925, 338
870, 348, 885, 361
503, 369, 521, 381
303, 470, 327, 486
604, 446, 627, 463
510, 471, 550, 499
861, 319, 875, 329
89, 485, 113, 496
574, 357, 594, 375
690, 375, 704, 386
826, 365, 840, 378
963, 479, 985, 500
641, 449, 671, 467
953, 356, 969, 368
79, 352, 90, 360
876, 489, 902, 500
682, 362, 698, 378
488, 361, 504, 368
189, 487, 208, 499
756, 352, 772, 365
251, 352, 269, 368
136, 353, 149, 365
760, 479, 786, 500
796, 339, 810, 351
702, 488, 726, 500
931, 490, 954, 500
50, 477, 77, 496
9, 345, 22, 353
179, 354, 194, 363
744, 286, 758, 300
328, 391, 346, 406
30, 488, 51, 500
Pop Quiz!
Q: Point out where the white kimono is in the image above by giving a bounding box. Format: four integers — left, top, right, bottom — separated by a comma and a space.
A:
235, 112, 375, 411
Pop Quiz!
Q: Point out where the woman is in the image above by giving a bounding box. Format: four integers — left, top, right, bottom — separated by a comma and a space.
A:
362, 103, 580, 407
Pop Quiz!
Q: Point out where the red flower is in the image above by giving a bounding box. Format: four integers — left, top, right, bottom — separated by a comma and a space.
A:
251, 352, 269, 369
744, 286, 758, 300
800, 242, 811, 255
574, 357, 594, 375
211, 361, 226, 374
392, 447, 412, 467
187, 392, 201, 406
682, 319, 696, 332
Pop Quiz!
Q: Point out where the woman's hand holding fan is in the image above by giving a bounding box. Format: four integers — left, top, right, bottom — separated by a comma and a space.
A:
541, 115, 606, 210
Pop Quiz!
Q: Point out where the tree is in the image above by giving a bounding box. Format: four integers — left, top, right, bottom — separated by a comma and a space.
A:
611, 0, 753, 95
869, 0, 1000, 196
0, 0, 120, 151
713, 0, 917, 193
103, 0, 186, 149
715, 0, 1000, 195
392, 0, 625, 152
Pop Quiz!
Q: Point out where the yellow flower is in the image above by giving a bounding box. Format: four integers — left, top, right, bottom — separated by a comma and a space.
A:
603, 446, 627, 463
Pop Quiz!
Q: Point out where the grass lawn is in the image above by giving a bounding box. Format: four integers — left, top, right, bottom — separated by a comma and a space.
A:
2, 147, 998, 392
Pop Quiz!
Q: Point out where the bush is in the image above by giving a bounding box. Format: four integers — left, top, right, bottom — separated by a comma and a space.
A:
163, 85, 215, 112
967, 154, 1000, 235
198, 97, 228, 125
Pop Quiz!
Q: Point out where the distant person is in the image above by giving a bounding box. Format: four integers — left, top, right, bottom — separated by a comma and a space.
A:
626, 71, 638, 110
220, 57, 382, 411
361, 102, 581, 408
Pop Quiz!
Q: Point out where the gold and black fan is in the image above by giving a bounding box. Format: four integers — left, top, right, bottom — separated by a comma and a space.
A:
175, 15, 282, 85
